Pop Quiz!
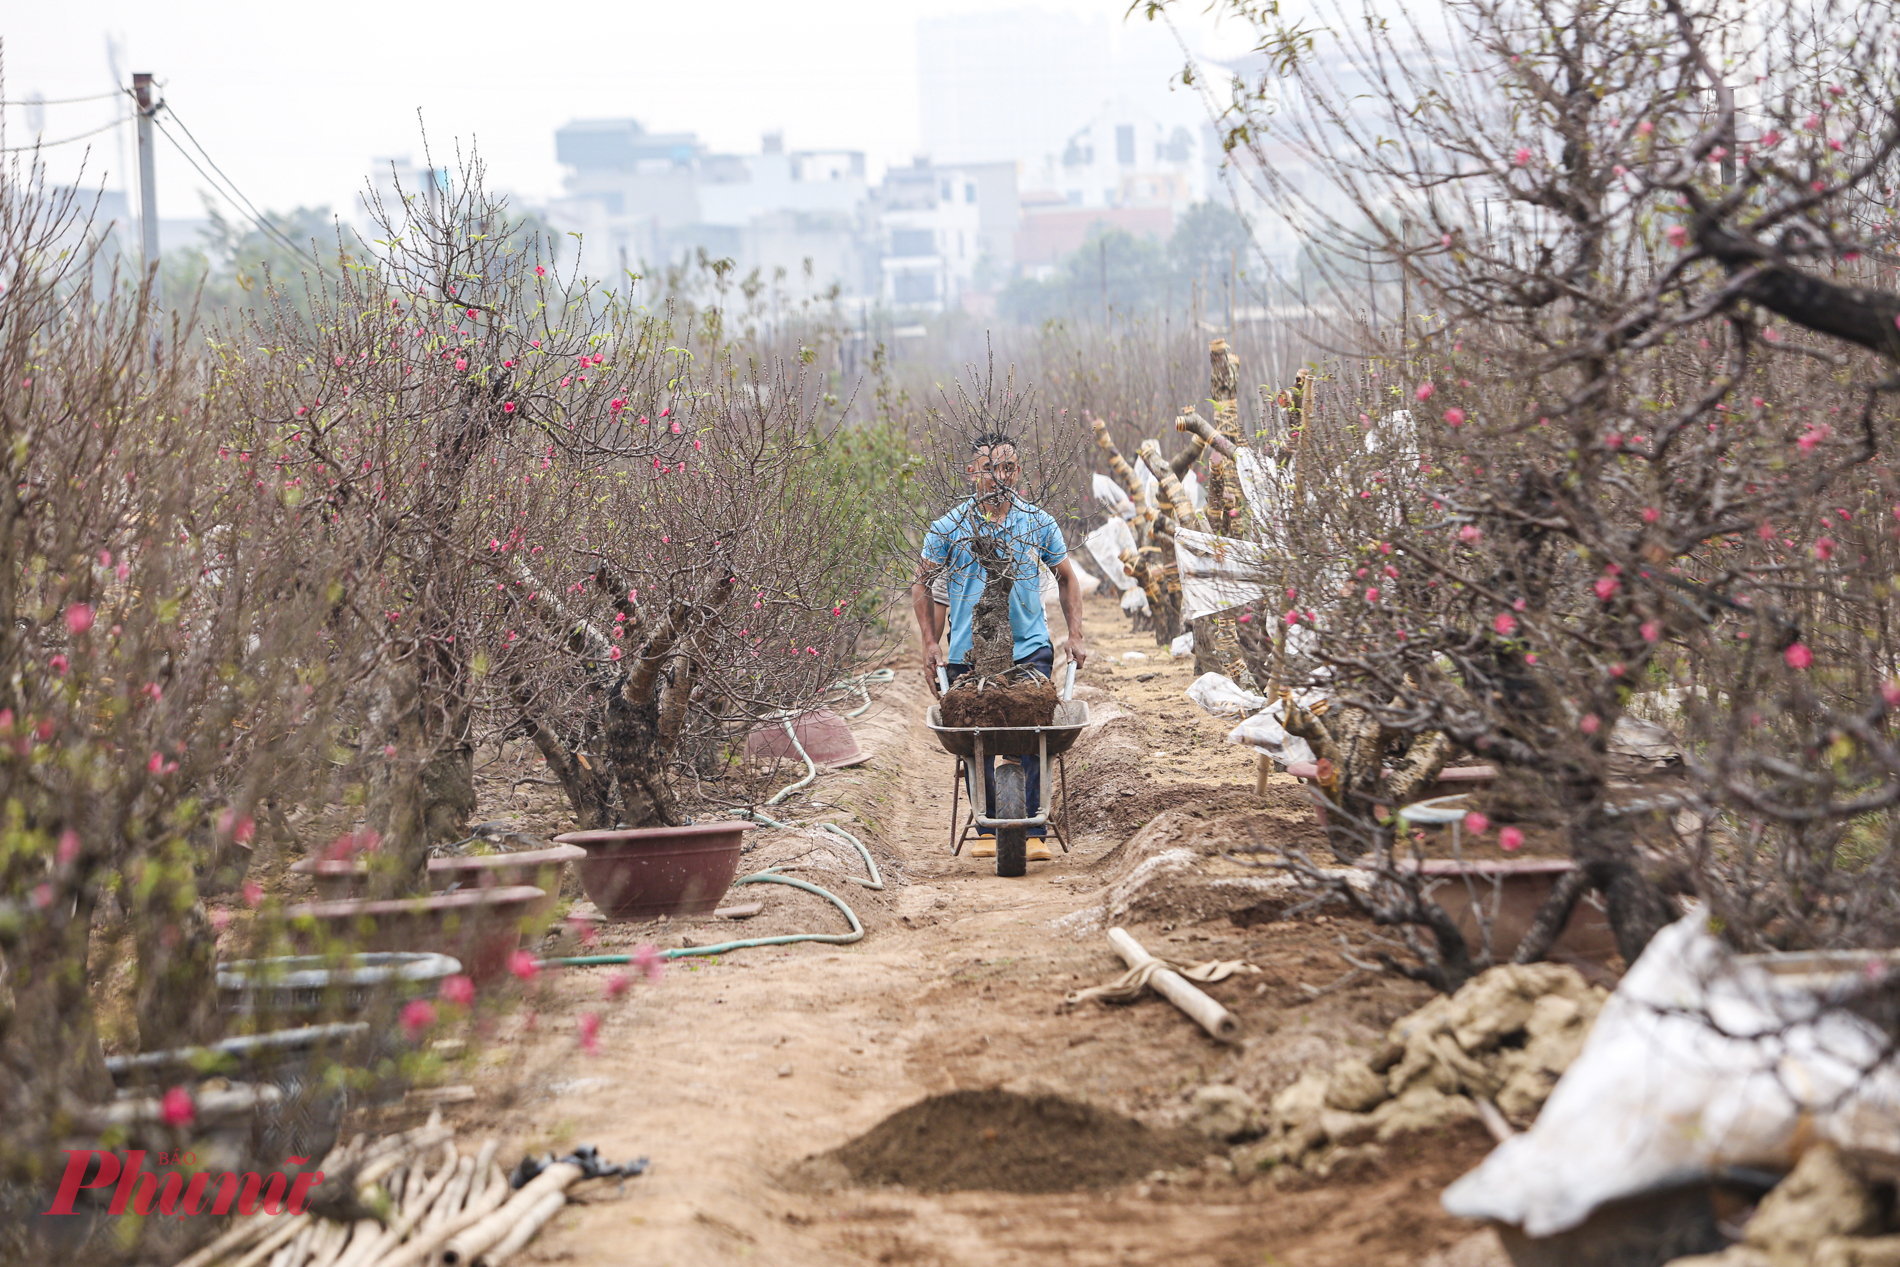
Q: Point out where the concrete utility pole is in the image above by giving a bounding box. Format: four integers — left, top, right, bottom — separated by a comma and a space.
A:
133, 73, 161, 310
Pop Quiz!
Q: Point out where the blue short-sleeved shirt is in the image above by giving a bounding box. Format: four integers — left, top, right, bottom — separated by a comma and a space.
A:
923, 497, 1067, 665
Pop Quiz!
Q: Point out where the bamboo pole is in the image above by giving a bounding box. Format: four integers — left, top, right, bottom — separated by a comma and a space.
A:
1106, 926, 1241, 1043
440, 1163, 584, 1267
471, 1190, 567, 1267
425, 1156, 476, 1232
171, 1136, 360, 1267
376, 1165, 511, 1267
226, 1215, 312, 1267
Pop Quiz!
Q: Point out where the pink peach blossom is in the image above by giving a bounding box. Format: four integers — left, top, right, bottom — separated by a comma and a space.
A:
632, 943, 667, 983
160, 1087, 195, 1128
401, 1000, 437, 1039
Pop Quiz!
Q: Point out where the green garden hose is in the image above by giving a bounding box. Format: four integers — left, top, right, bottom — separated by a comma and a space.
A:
829, 668, 895, 718
538, 870, 863, 966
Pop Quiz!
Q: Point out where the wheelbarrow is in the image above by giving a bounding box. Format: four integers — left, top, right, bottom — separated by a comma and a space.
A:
926, 661, 1091, 877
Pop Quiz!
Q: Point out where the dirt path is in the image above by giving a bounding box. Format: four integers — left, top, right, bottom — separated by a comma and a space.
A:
423, 592, 1502, 1267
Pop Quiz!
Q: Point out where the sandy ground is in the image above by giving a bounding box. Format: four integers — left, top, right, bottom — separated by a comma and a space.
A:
354, 589, 1510, 1267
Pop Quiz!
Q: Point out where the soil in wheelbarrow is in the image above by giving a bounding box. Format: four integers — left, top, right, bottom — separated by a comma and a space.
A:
940, 675, 1059, 730
819, 1089, 1204, 1194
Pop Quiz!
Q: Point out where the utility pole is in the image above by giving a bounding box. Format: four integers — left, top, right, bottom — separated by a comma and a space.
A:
133, 73, 161, 313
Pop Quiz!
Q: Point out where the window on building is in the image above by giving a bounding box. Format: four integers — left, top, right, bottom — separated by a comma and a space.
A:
890, 228, 935, 257
894, 273, 936, 304
941, 180, 953, 200
1116, 125, 1136, 166
965, 182, 977, 204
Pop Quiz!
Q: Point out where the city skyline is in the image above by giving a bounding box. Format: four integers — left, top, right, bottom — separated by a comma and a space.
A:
3, 0, 1252, 222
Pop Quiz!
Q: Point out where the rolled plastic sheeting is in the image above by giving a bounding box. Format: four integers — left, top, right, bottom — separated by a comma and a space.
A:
1107, 927, 1241, 1043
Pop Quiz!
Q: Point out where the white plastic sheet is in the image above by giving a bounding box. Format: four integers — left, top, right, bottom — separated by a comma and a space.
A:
1065, 557, 1102, 595
1224, 692, 1321, 768
1170, 631, 1195, 658
1120, 586, 1151, 616
1442, 908, 1900, 1237
1185, 672, 1265, 717
1173, 527, 1274, 622
1181, 470, 1206, 510
1233, 447, 1276, 526
1084, 518, 1139, 592
1091, 473, 1138, 520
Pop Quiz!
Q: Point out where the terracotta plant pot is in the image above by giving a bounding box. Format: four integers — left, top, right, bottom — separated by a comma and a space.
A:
1364, 857, 1620, 964
283, 885, 546, 983
552, 822, 754, 919
289, 845, 582, 924
744, 708, 868, 769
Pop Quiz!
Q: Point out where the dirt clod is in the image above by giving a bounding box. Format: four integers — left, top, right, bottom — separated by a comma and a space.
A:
940, 676, 1058, 730
825, 1089, 1202, 1193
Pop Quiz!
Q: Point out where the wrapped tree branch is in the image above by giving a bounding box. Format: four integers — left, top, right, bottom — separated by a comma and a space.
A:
1089, 416, 1151, 513
1137, 439, 1207, 535
1175, 410, 1240, 461
1167, 411, 1212, 479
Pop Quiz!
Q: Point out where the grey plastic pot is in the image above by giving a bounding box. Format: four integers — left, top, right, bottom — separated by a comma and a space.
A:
217, 951, 464, 1016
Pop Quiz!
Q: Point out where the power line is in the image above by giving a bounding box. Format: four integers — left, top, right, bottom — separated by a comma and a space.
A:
1, 117, 126, 154
149, 110, 319, 266
0, 90, 124, 106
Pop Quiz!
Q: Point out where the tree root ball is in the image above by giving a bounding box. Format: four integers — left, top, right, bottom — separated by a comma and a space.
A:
941, 674, 1059, 729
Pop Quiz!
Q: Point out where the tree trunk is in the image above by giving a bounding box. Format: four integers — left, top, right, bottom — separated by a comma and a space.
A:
0, 920, 113, 1183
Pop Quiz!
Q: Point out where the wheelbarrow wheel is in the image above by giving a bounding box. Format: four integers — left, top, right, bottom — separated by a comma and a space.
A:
994, 762, 1027, 878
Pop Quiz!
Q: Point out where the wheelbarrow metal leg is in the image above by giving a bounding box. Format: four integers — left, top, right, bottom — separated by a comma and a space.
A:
1051, 751, 1071, 853
949, 758, 965, 855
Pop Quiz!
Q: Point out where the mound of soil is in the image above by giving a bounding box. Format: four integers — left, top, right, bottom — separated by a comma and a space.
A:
826, 1089, 1202, 1194
941, 676, 1058, 729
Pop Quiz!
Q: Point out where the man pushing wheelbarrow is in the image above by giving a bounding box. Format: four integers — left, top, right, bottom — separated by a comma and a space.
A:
912, 431, 1090, 873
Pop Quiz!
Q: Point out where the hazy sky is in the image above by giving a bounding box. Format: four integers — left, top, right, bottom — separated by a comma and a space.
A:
3, 0, 1249, 222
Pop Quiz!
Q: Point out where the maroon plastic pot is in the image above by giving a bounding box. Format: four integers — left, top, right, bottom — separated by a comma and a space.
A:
552, 822, 754, 920
283, 885, 547, 984
744, 708, 868, 769
1363, 857, 1620, 964
290, 845, 583, 923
